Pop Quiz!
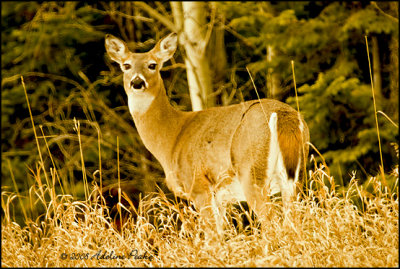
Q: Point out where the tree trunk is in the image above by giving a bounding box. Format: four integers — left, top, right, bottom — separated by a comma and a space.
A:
171, 2, 183, 32
207, 3, 229, 105
208, 2, 227, 85
266, 45, 282, 99
388, 2, 398, 121
371, 35, 382, 102
180, 2, 214, 111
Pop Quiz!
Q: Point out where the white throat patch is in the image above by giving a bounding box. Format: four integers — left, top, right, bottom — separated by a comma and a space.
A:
127, 91, 155, 115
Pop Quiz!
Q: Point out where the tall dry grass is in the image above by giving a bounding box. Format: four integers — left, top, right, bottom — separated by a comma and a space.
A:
2, 148, 398, 266
2, 46, 398, 265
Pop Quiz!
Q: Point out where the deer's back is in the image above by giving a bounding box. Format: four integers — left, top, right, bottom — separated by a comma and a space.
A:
168, 99, 307, 193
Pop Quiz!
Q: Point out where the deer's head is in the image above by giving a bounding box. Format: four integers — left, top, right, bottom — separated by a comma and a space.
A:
105, 33, 177, 96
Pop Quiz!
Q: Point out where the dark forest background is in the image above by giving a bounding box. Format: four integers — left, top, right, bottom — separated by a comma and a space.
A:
1, 2, 398, 211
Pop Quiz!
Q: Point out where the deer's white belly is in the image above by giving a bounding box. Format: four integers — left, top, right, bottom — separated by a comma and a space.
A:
214, 175, 246, 205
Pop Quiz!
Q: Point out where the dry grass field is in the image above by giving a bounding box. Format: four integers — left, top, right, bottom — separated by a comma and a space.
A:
2, 156, 398, 267
2, 2, 398, 267
1, 71, 398, 267
2, 70, 398, 267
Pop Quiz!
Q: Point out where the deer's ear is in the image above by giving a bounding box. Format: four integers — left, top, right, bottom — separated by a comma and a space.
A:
105, 34, 129, 64
152, 33, 178, 64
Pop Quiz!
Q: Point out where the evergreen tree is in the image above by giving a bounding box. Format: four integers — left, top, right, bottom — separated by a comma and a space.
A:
221, 1, 398, 184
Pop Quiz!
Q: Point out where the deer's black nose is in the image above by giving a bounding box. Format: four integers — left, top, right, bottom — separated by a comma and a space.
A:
131, 77, 146, 89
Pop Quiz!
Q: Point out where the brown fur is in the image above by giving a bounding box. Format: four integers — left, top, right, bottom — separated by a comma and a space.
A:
278, 110, 310, 186
277, 110, 301, 179
105, 33, 310, 233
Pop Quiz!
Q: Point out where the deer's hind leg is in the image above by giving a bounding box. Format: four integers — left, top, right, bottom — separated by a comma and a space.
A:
236, 160, 276, 227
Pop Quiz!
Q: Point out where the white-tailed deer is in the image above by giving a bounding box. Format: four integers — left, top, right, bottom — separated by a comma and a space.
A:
105, 32, 309, 234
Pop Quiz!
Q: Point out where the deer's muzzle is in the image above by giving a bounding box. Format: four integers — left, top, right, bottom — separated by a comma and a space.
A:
131, 76, 146, 90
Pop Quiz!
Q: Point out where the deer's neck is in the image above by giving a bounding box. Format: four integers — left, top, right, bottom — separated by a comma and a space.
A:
127, 83, 189, 169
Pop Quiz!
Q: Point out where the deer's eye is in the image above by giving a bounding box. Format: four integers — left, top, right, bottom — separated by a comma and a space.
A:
148, 63, 157, 70
123, 63, 131, 70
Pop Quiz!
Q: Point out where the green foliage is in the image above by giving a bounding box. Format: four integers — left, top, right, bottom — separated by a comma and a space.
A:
1, 1, 398, 209
341, 6, 398, 37
224, 1, 398, 184
1, 2, 168, 202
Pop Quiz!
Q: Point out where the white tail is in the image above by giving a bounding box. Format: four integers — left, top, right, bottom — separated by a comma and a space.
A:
105, 33, 310, 233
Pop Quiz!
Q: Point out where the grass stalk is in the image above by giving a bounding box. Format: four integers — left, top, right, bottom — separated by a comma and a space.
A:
39, 125, 65, 196
291, 60, 308, 189
291, 60, 300, 113
21, 76, 48, 198
117, 136, 122, 228
377, 110, 398, 128
245, 67, 268, 120
97, 125, 103, 201
73, 118, 89, 201
365, 36, 386, 184
7, 159, 28, 222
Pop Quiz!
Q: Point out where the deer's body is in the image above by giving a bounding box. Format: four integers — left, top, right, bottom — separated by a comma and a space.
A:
105, 33, 309, 233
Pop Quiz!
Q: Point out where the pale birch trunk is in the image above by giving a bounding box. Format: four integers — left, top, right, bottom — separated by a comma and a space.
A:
171, 2, 214, 111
